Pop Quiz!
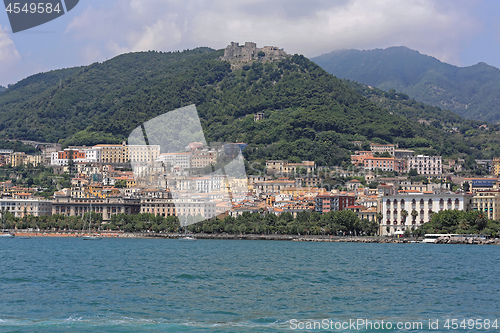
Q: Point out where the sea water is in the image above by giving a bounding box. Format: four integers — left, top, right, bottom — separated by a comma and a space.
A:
0, 238, 499, 332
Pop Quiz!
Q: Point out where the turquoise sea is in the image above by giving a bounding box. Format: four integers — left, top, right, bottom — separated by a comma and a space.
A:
0, 238, 499, 332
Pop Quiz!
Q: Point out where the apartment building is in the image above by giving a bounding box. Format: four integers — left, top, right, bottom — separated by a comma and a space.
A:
370, 143, 395, 156
265, 160, 315, 176
128, 145, 160, 163
407, 155, 442, 176
94, 143, 129, 164
363, 157, 405, 173
158, 152, 192, 170
493, 157, 500, 176
315, 195, 355, 213
191, 150, 216, 169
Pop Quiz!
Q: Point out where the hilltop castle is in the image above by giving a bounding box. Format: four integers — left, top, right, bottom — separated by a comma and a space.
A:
222, 42, 288, 63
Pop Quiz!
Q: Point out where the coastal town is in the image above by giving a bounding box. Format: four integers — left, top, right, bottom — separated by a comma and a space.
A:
1, 138, 499, 237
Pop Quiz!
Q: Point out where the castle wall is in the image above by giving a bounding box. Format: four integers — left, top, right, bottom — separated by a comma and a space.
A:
223, 42, 287, 62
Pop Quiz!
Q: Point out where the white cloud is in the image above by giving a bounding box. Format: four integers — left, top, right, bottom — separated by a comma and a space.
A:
0, 25, 22, 86
62, 0, 480, 68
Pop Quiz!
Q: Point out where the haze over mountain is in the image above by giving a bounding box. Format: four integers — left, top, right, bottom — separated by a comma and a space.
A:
312, 46, 500, 124
0, 46, 498, 164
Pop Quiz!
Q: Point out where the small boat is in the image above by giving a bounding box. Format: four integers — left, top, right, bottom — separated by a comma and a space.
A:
178, 216, 196, 241
83, 235, 102, 240
178, 235, 196, 241
82, 203, 102, 240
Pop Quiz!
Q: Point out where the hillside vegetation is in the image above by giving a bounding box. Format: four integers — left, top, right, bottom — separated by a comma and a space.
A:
0, 47, 498, 165
312, 46, 500, 123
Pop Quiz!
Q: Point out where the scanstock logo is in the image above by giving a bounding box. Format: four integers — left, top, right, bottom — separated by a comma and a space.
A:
4, 0, 79, 33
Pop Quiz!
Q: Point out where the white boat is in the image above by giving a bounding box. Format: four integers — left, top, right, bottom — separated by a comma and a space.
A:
83, 235, 102, 240
82, 204, 102, 240
178, 215, 196, 241
178, 235, 196, 241
422, 234, 456, 243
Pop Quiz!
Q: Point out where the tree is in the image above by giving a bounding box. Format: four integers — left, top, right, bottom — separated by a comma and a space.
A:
408, 168, 418, 177
401, 209, 408, 226
115, 179, 127, 188
411, 210, 418, 223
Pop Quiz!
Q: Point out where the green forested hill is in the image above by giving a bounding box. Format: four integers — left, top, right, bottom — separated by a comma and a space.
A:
312, 46, 500, 123
0, 47, 498, 165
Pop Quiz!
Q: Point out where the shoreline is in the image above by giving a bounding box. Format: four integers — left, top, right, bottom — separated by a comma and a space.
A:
7, 231, 500, 245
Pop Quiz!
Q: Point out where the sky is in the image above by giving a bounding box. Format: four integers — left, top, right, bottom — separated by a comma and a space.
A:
1, 0, 500, 87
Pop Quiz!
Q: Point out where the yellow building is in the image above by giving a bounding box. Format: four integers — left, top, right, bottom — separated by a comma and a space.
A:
25, 155, 43, 166
191, 150, 216, 168
472, 190, 500, 220
94, 143, 129, 164
493, 157, 500, 176
128, 145, 160, 163
10, 152, 26, 167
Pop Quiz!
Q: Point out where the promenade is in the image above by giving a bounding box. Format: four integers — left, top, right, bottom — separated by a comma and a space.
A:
7, 231, 500, 244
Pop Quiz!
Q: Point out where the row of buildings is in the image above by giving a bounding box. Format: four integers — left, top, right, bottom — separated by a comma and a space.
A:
351, 143, 443, 176
2, 140, 500, 236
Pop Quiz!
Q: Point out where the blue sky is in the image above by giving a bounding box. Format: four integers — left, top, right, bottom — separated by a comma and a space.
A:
1, 0, 500, 86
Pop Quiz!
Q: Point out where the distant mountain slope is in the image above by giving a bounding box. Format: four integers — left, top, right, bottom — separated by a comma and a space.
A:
0, 46, 498, 164
312, 46, 500, 123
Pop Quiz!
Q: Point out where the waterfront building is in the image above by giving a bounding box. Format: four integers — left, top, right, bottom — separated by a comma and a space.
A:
345, 205, 378, 223
173, 198, 217, 220
0, 197, 52, 218
471, 190, 500, 220
381, 193, 472, 236
51, 197, 141, 221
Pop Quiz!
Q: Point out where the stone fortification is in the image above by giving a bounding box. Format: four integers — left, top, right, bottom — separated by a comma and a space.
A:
222, 42, 288, 63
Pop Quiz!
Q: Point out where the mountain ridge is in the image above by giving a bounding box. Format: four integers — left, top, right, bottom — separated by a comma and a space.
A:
312, 46, 500, 123
0, 46, 498, 164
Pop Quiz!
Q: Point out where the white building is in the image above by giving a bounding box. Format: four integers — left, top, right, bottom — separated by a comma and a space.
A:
0, 198, 53, 218
381, 193, 472, 235
158, 152, 191, 170
174, 198, 217, 220
407, 155, 442, 176
129, 145, 160, 163
82, 148, 101, 163
50, 148, 101, 165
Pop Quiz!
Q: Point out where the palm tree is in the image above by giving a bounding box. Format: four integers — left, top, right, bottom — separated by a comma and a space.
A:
411, 210, 418, 224
376, 212, 384, 236
401, 209, 408, 226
